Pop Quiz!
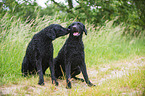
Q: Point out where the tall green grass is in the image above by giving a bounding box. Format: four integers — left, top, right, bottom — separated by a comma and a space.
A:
83, 20, 145, 67
0, 14, 145, 87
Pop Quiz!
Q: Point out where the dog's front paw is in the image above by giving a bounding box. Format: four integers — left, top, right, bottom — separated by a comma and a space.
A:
52, 80, 59, 86
38, 79, 45, 85
86, 81, 96, 87
88, 82, 96, 87
38, 82, 45, 85
55, 81, 59, 86
66, 82, 71, 89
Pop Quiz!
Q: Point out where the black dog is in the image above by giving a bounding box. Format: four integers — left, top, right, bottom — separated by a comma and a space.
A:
54, 22, 95, 88
21, 24, 69, 85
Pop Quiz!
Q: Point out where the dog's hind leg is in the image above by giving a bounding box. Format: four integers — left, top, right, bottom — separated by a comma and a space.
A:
21, 56, 29, 77
71, 67, 84, 82
73, 77, 84, 82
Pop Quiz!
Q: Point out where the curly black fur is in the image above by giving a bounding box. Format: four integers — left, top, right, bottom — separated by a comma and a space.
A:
21, 24, 69, 85
54, 22, 95, 88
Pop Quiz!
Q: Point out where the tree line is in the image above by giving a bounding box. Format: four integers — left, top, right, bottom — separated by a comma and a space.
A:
1, 0, 145, 34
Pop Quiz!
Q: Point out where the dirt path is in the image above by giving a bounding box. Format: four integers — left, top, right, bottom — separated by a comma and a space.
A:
1, 57, 145, 96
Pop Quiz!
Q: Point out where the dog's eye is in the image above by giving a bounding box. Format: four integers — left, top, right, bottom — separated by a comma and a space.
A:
77, 23, 82, 27
71, 24, 74, 26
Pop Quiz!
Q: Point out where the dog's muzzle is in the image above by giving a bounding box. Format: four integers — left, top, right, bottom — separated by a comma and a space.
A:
73, 32, 80, 36
72, 26, 80, 36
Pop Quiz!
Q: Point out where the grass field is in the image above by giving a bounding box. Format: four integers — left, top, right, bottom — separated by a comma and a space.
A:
0, 15, 145, 96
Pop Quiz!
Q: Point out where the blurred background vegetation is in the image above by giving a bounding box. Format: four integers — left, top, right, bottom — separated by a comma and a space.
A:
0, 1, 145, 95
0, 0, 145, 35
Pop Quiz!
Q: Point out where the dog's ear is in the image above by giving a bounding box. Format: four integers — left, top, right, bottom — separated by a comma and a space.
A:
46, 29, 56, 40
68, 25, 71, 30
84, 27, 87, 35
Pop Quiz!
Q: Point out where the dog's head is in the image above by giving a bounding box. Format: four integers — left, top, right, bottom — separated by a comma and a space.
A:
46, 24, 69, 40
68, 22, 87, 37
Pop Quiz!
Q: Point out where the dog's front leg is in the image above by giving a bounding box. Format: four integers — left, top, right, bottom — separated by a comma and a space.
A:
80, 63, 95, 87
49, 57, 59, 86
36, 58, 44, 85
65, 63, 71, 89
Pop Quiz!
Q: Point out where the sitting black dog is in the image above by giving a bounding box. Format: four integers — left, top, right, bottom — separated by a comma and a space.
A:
21, 24, 69, 85
54, 22, 95, 88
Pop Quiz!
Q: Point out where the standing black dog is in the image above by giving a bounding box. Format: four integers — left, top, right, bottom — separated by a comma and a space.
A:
21, 24, 69, 85
54, 22, 95, 88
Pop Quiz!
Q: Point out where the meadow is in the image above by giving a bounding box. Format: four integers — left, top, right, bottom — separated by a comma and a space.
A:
0, 15, 145, 96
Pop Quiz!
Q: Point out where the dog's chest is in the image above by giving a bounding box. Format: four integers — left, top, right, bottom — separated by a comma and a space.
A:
65, 42, 84, 58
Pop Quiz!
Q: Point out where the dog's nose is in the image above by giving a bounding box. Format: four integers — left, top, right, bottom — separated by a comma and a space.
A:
72, 25, 77, 30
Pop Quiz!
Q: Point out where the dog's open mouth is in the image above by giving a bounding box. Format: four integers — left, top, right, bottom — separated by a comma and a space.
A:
73, 32, 80, 36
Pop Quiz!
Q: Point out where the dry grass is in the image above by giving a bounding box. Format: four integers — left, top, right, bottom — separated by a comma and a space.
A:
1, 57, 145, 96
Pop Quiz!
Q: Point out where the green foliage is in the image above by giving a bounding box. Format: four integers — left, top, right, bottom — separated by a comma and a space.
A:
0, 13, 145, 95
83, 20, 145, 67
1, 0, 145, 34
46, 0, 145, 31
